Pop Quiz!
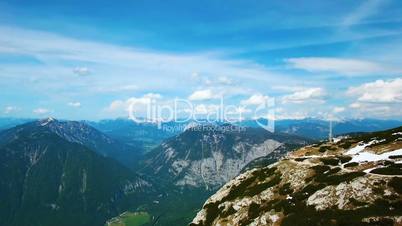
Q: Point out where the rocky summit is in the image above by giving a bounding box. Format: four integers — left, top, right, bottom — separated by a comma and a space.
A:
191, 126, 402, 226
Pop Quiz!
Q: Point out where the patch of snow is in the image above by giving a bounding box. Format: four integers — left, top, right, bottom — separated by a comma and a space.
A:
351, 148, 402, 163
333, 136, 347, 143
346, 140, 376, 155
392, 132, 402, 136
363, 166, 380, 173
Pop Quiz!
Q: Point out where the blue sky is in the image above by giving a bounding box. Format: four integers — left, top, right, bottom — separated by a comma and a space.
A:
0, 0, 401, 120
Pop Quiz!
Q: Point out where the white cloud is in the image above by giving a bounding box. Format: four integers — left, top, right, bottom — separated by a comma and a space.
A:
73, 67, 91, 76
285, 57, 385, 75
188, 89, 219, 101
349, 102, 361, 109
347, 78, 402, 103
33, 108, 50, 114
347, 79, 402, 118
241, 94, 270, 106
107, 93, 162, 112
67, 102, 81, 107
3, 106, 18, 114
333, 107, 345, 113
282, 87, 326, 103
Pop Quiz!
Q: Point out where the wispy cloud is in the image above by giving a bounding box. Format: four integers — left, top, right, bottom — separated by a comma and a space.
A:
0, 14, 401, 120
33, 108, 51, 114
67, 102, 81, 107
342, 0, 387, 27
94, 84, 138, 93
348, 102, 398, 118
241, 94, 270, 106
282, 88, 326, 104
0, 25, 282, 86
333, 106, 345, 113
188, 89, 220, 101
3, 106, 19, 114
73, 67, 91, 76
285, 57, 395, 75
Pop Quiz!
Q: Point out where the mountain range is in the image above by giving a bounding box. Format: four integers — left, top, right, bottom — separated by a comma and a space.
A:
239, 118, 402, 139
0, 117, 401, 226
0, 118, 154, 226
2, 117, 401, 143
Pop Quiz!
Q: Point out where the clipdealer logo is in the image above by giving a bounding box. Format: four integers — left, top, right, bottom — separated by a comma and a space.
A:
128, 96, 275, 132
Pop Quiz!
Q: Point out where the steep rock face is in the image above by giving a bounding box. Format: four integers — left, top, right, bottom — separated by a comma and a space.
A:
0, 120, 154, 226
141, 124, 308, 190
191, 126, 402, 226
172, 139, 282, 189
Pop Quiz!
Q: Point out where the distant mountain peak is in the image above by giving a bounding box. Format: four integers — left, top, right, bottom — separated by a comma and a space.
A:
39, 117, 57, 126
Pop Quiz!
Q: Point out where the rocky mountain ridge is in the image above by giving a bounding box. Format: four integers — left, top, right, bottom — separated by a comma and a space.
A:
141, 124, 309, 190
0, 118, 141, 167
191, 126, 402, 226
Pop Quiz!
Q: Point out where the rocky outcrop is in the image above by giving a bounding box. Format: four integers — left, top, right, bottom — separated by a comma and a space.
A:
191, 126, 402, 226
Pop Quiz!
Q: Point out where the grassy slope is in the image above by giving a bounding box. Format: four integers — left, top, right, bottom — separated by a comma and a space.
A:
107, 212, 151, 226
